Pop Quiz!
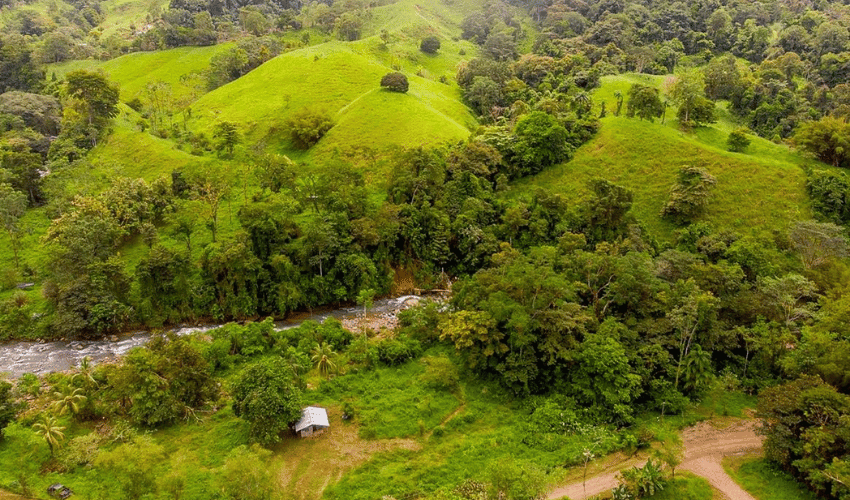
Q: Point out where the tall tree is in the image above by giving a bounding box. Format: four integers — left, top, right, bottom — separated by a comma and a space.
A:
231, 359, 303, 445
0, 183, 27, 268
65, 70, 120, 142
31, 414, 65, 456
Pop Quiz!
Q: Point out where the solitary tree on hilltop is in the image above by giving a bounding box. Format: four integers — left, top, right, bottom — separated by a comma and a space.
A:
381, 72, 409, 93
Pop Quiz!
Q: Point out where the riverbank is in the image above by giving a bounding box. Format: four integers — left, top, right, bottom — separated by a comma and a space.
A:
0, 295, 428, 379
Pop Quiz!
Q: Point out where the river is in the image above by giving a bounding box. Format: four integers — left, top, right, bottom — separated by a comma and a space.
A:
0, 295, 422, 379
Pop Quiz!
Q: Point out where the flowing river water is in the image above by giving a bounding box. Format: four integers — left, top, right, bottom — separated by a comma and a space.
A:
0, 295, 423, 379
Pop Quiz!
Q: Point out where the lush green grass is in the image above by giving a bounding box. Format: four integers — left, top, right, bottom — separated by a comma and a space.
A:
90, 107, 217, 180
49, 44, 234, 102
516, 108, 813, 241
534, 73, 824, 242
650, 472, 716, 500
723, 456, 818, 500
98, 0, 170, 38
315, 359, 462, 440
189, 40, 476, 158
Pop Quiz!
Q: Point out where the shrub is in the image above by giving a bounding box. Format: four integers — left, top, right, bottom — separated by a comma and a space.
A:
661, 166, 717, 224
380, 72, 409, 93
16, 373, 40, 397
375, 335, 421, 365
727, 128, 751, 152
284, 107, 334, 149
420, 36, 441, 54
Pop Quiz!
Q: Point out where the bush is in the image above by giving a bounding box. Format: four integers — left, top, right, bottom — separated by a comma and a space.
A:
420, 36, 441, 54
661, 166, 717, 224
284, 107, 334, 149
380, 72, 409, 93
727, 128, 751, 152
15, 373, 40, 397
375, 335, 421, 365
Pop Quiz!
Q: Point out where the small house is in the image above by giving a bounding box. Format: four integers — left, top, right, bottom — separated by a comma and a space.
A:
47, 483, 72, 499
294, 406, 329, 437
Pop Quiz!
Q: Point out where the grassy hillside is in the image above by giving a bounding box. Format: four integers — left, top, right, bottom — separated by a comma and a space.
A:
189, 41, 476, 158
49, 44, 233, 102
514, 74, 820, 241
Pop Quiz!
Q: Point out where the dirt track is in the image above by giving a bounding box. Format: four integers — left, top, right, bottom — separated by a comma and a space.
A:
547, 419, 763, 500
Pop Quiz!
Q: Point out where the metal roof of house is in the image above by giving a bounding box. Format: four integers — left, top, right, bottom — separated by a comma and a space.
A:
294, 406, 330, 433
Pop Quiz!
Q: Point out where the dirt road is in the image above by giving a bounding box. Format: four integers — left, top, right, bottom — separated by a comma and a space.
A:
547, 419, 764, 500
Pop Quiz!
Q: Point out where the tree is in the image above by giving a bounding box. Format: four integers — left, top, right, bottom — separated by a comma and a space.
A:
758, 274, 817, 328
108, 337, 216, 427
65, 70, 119, 131
789, 220, 848, 269
188, 170, 230, 243
214, 121, 240, 157
0, 381, 17, 435
93, 435, 165, 500
231, 359, 303, 445
668, 69, 714, 126
284, 107, 334, 149
31, 414, 66, 456
512, 111, 570, 176
380, 72, 409, 93
144, 80, 173, 133
485, 458, 549, 500
311, 341, 337, 379
613, 90, 624, 116
0, 34, 41, 93
668, 280, 719, 391
356, 288, 376, 332
652, 434, 684, 478
165, 206, 200, 256
585, 179, 633, 240
0, 183, 27, 268
571, 332, 642, 423
794, 117, 850, 168
627, 84, 664, 121
51, 387, 87, 418
0, 91, 61, 135
420, 36, 440, 54
254, 153, 296, 193
661, 166, 717, 224
727, 128, 751, 152
756, 376, 850, 498
681, 344, 712, 395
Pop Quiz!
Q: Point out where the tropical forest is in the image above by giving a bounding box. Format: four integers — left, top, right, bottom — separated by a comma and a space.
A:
0, 0, 847, 498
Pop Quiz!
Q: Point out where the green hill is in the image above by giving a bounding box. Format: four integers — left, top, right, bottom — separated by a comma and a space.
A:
49, 44, 233, 102
189, 40, 476, 158
516, 74, 819, 240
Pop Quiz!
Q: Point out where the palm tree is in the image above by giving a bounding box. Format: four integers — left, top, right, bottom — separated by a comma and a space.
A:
614, 90, 624, 116
73, 356, 98, 388
52, 387, 87, 417
32, 414, 66, 456
310, 342, 337, 380
573, 91, 592, 117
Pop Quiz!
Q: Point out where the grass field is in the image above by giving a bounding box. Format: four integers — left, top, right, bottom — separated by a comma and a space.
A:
189, 40, 476, 158
651, 472, 717, 500
49, 44, 234, 102
514, 74, 821, 241
723, 455, 818, 500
